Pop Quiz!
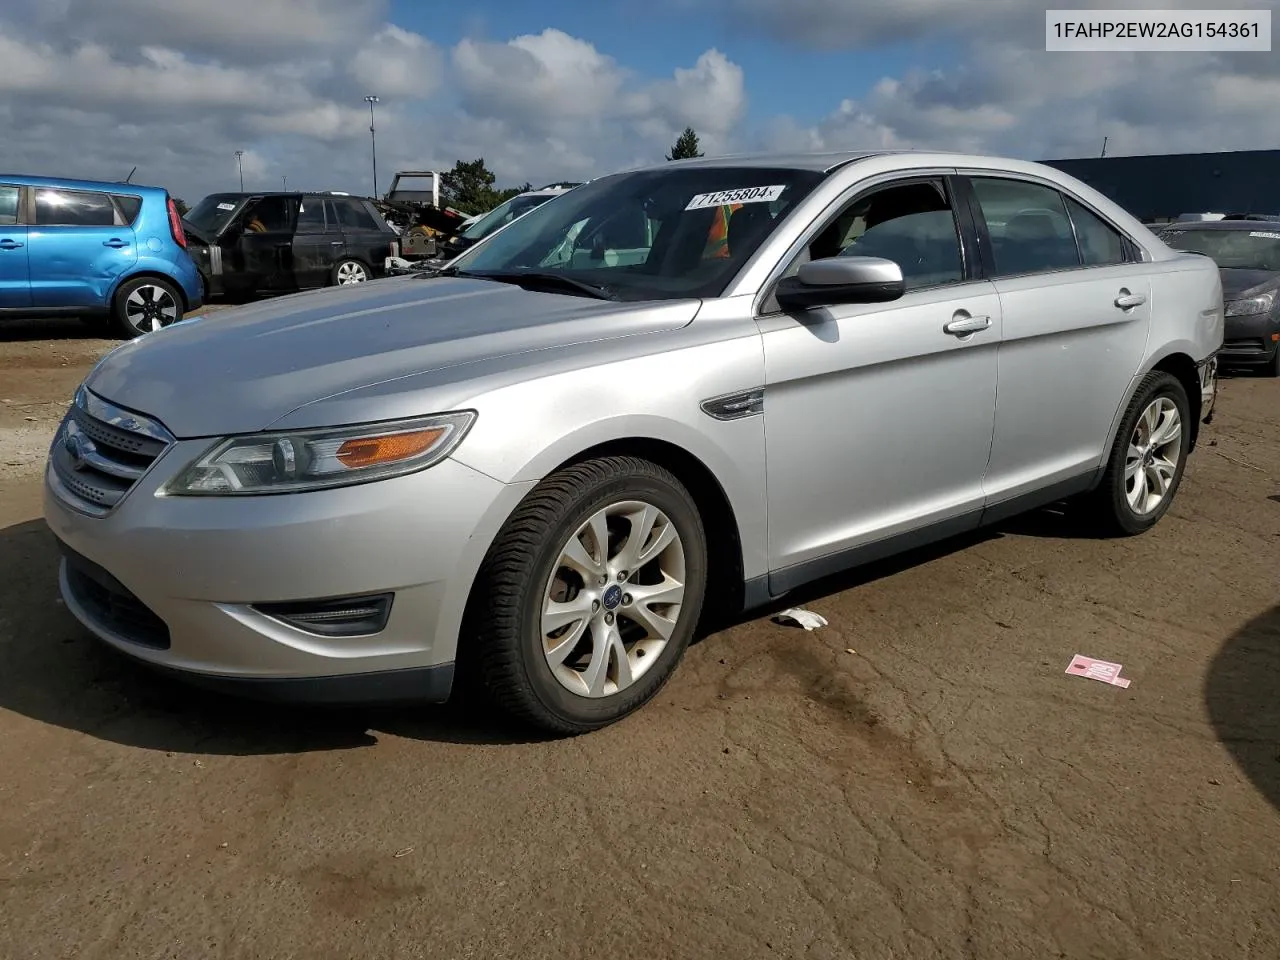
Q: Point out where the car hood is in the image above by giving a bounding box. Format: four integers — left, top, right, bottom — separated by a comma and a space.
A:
85, 277, 700, 438
1220, 267, 1280, 300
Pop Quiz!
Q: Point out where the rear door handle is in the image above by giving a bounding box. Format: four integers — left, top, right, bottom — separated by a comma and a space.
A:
944, 314, 991, 336
102, 239, 129, 248
0, 240, 23, 250
1115, 292, 1146, 309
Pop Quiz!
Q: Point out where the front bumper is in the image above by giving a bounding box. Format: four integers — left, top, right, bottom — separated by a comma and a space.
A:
1220, 313, 1280, 368
44, 429, 529, 700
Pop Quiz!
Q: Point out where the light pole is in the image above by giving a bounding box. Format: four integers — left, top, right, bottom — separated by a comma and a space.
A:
364, 95, 379, 197
234, 150, 244, 191
282, 175, 287, 191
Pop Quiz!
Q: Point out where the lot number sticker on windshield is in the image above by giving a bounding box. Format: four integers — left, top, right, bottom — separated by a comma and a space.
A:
686, 185, 786, 210
1249, 231, 1280, 239
216, 202, 236, 210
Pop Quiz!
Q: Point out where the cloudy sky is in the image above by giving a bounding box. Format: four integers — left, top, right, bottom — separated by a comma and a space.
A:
1, 0, 1277, 203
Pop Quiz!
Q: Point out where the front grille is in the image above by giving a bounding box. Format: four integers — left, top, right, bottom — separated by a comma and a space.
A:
62, 546, 171, 649
49, 388, 173, 516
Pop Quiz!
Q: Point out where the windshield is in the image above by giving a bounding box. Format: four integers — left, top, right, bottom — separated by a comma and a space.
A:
448, 166, 826, 300
459, 194, 555, 241
184, 194, 244, 236
1161, 227, 1280, 271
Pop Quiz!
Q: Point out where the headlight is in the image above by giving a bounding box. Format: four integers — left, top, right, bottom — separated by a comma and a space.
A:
1225, 293, 1275, 317
162, 411, 476, 496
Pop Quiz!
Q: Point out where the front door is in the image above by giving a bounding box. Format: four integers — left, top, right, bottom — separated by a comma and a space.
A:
962, 174, 1154, 506
26, 186, 137, 307
227, 196, 293, 293
759, 176, 1002, 593
0, 183, 30, 308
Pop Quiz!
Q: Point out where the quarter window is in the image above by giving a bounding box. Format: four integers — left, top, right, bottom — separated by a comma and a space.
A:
111, 194, 143, 225
0, 185, 17, 225
34, 188, 118, 227
1064, 196, 1129, 266
970, 177, 1080, 276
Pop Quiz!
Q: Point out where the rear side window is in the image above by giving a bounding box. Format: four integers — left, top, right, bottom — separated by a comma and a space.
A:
969, 177, 1080, 276
333, 198, 379, 231
296, 197, 327, 232
0, 185, 17, 225
34, 188, 118, 227
1064, 196, 1129, 266
111, 193, 143, 225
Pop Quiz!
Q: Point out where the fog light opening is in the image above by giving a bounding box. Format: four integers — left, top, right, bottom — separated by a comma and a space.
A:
253, 593, 394, 637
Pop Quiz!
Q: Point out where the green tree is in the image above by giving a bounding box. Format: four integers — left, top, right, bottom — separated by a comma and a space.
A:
439, 158, 509, 214
171, 197, 190, 216
666, 127, 704, 161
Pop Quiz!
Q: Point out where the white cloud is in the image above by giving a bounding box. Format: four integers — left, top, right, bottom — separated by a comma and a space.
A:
349, 25, 443, 100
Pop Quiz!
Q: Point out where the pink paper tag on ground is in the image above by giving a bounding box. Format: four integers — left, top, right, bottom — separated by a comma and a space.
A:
1065, 654, 1131, 688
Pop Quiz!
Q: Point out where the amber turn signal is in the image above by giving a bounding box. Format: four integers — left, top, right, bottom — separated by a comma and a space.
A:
336, 428, 445, 468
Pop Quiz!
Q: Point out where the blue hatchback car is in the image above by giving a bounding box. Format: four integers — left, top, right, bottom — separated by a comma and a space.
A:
0, 175, 203, 338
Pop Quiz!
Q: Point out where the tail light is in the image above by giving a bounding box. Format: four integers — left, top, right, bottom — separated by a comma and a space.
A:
166, 196, 187, 249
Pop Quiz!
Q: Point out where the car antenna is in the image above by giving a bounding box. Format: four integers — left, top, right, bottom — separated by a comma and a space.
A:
124, 166, 137, 183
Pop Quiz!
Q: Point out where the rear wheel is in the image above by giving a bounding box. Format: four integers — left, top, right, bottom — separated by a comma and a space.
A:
463, 456, 708, 735
111, 276, 183, 338
1084, 371, 1190, 536
331, 258, 370, 285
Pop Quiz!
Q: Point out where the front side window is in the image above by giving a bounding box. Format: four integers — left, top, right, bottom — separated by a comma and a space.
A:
241, 196, 290, 233
0, 185, 18, 226
450, 166, 826, 301
34, 188, 117, 227
970, 177, 1080, 276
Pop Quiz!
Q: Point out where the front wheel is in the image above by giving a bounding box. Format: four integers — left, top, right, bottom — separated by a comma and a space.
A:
464, 456, 708, 735
1084, 371, 1190, 536
111, 276, 183, 338
331, 258, 370, 285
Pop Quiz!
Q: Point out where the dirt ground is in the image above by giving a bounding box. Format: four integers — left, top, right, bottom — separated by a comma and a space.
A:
1, 316, 1278, 960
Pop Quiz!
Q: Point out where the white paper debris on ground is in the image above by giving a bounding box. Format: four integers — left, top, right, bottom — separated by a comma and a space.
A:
1065, 654, 1130, 688
772, 608, 828, 631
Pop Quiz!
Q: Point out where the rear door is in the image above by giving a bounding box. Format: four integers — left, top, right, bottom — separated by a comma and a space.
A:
0, 183, 30, 307
332, 198, 392, 273
959, 173, 1153, 511
27, 186, 138, 308
291, 195, 339, 288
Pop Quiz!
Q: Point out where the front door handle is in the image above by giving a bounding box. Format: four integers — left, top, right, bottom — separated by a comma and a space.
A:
1115, 291, 1146, 309
944, 314, 991, 336
102, 239, 129, 248
0, 240, 23, 250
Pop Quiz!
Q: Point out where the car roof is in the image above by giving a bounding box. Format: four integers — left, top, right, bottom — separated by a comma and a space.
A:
0, 174, 165, 194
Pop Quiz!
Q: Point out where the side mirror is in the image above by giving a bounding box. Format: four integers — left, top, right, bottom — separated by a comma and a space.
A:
775, 256, 906, 311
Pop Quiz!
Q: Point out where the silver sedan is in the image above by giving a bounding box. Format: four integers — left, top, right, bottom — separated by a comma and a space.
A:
44, 150, 1223, 733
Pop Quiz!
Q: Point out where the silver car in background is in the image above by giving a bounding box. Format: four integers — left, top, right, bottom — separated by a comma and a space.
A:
44, 150, 1223, 734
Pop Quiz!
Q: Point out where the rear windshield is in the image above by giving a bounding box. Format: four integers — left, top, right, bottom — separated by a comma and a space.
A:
1161, 227, 1280, 271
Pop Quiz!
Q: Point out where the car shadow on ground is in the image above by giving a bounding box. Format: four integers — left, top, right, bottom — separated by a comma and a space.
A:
0, 504, 1121, 758
1205, 604, 1280, 813
0, 317, 107, 341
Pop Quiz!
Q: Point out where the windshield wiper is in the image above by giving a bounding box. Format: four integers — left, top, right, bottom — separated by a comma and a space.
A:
464, 270, 616, 300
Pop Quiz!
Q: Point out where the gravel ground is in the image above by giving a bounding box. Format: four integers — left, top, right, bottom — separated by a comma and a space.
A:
1, 318, 1277, 960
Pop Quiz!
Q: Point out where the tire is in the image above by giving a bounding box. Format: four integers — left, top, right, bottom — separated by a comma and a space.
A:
463, 456, 709, 735
111, 276, 183, 339
1085, 371, 1191, 536
331, 258, 370, 286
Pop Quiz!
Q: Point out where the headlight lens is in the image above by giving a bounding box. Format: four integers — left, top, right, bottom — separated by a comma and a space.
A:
1225, 293, 1275, 317
162, 411, 476, 496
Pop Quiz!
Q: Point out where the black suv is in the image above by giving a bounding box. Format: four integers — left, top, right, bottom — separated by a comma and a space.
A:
181, 192, 397, 299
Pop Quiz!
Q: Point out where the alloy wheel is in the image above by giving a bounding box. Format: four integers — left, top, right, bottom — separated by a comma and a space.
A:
125, 284, 179, 332
1125, 396, 1182, 515
336, 261, 368, 284
540, 499, 687, 698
